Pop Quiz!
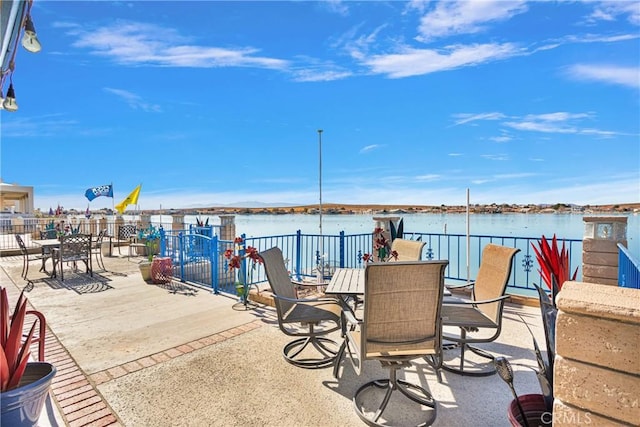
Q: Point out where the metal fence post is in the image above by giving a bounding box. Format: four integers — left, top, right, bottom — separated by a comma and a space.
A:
295, 230, 302, 281
178, 232, 185, 281
212, 235, 219, 294
339, 230, 345, 268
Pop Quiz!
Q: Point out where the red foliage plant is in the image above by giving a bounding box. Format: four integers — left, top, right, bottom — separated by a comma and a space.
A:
531, 234, 578, 291
363, 227, 398, 263
1, 288, 36, 392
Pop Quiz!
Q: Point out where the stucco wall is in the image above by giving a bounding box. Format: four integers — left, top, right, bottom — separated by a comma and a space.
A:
554, 281, 640, 426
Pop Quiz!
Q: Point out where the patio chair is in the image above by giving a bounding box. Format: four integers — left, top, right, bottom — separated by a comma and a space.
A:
389, 238, 426, 261
52, 233, 93, 281
258, 247, 342, 369
116, 224, 146, 258
441, 243, 520, 376
15, 234, 51, 279
91, 229, 107, 270
334, 260, 448, 427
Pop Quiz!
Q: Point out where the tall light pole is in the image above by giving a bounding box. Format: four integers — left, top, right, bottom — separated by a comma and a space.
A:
317, 129, 323, 284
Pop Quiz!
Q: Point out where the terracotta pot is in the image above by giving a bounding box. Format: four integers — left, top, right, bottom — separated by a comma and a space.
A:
507, 394, 550, 427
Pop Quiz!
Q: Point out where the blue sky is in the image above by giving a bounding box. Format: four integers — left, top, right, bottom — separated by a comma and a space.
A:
2, 0, 639, 212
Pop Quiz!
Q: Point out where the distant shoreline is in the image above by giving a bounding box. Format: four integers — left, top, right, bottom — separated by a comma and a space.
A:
128, 202, 640, 216
35, 202, 640, 217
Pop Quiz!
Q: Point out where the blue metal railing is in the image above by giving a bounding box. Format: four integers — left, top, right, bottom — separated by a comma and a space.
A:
158, 228, 582, 297
618, 243, 640, 289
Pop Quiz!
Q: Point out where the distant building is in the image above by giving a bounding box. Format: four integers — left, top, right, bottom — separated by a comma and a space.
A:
0, 180, 34, 214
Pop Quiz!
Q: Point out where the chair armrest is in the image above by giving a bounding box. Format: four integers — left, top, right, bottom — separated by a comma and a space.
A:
445, 281, 475, 290
272, 294, 339, 304
292, 280, 328, 288
443, 294, 510, 305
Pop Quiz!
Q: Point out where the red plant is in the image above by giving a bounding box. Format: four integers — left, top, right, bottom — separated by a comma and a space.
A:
531, 234, 578, 291
363, 227, 398, 262
223, 237, 263, 301
1, 288, 36, 392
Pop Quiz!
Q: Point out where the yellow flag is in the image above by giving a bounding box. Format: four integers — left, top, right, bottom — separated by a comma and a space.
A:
115, 184, 142, 214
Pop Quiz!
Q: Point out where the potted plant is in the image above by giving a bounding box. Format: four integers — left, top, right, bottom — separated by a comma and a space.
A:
1, 287, 56, 427
499, 235, 578, 426
137, 225, 161, 283
224, 237, 262, 308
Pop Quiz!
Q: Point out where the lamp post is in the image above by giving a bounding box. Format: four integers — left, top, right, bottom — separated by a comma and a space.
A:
317, 129, 323, 284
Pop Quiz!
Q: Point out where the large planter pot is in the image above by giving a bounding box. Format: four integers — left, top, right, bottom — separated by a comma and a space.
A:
151, 257, 173, 284
507, 394, 550, 427
139, 261, 152, 282
1, 362, 57, 427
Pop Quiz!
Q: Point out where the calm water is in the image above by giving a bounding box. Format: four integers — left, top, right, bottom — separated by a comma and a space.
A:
178, 212, 639, 255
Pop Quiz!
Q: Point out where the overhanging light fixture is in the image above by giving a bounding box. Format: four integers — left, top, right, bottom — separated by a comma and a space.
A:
3, 83, 19, 112
22, 15, 42, 53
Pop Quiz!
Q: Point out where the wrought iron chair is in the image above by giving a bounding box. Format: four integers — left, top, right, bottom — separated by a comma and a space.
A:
389, 238, 426, 261
15, 234, 50, 279
52, 233, 93, 281
334, 260, 448, 427
116, 224, 146, 258
441, 243, 520, 376
91, 229, 107, 270
258, 247, 342, 369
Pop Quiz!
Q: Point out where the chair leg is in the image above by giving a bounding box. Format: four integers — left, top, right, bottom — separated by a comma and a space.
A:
441, 328, 497, 377
282, 323, 339, 369
353, 362, 437, 427
332, 339, 347, 379
21, 256, 27, 279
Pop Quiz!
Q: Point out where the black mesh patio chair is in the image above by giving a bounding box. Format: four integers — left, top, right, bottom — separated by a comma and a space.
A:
15, 234, 50, 279
91, 229, 107, 270
52, 233, 92, 281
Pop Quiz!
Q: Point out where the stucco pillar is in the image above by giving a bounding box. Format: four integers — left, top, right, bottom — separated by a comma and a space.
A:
172, 214, 185, 232
219, 215, 236, 241
554, 281, 639, 425
582, 216, 627, 286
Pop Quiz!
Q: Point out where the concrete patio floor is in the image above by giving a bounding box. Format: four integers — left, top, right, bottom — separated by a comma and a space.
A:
0, 254, 547, 427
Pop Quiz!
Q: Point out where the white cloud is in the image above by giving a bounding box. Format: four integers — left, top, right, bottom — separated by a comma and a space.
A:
323, 0, 349, 17
566, 64, 640, 89
69, 21, 289, 70
481, 154, 509, 161
364, 43, 521, 78
360, 144, 383, 153
414, 174, 440, 181
489, 135, 512, 143
417, 0, 528, 41
587, 1, 640, 26
452, 112, 506, 126
292, 68, 353, 82
455, 111, 623, 138
104, 88, 161, 112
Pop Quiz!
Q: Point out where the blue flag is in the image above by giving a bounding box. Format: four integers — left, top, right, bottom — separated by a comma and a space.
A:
85, 184, 113, 201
